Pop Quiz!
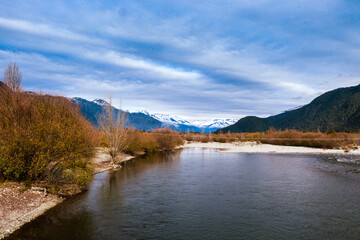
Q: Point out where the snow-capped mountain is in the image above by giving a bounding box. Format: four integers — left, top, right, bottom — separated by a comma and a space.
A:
73, 98, 163, 131
92, 98, 110, 107
139, 110, 236, 131
191, 119, 237, 129
139, 111, 191, 126
73, 97, 236, 133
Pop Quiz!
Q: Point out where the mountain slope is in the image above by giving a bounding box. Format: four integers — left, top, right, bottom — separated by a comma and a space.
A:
220, 84, 360, 133
0, 81, 9, 92
73, 98, 163, 131
74, 98, 236, 133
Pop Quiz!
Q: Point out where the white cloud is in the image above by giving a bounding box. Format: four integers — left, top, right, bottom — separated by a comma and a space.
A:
0, 0, 359, 120
0, 17, 106, 45
83, 50, 205, 83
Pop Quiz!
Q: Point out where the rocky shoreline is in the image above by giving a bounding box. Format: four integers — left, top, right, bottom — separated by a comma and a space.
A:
0, 148, 135, 239
0, 183, 63, 239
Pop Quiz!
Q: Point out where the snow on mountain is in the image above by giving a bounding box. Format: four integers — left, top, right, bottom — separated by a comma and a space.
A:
139, 110, 236, 129
93, 98, 110, 107
191, 118, 237, 129
73, 99, 236, 131
139, 111, 191, 126
73, 98, 235, 132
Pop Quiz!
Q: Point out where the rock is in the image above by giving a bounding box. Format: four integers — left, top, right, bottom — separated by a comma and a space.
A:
31, 187, 48, 196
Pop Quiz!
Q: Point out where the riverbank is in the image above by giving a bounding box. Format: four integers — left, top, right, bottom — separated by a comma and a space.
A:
91, 147, 135, 174
182, 141, 360, 154
0, 183, 63, 239
0, 148, 135, 239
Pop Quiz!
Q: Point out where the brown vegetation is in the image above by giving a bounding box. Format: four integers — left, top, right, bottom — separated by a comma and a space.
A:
183, 129, 360, 150
124, 127, 184, 154
0, 63, 97, 186
152, 127, 184, 151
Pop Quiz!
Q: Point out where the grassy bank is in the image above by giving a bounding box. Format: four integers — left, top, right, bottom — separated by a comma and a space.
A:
183, 129, 360, 150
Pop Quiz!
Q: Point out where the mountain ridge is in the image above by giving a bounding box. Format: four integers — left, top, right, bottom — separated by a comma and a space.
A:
139, 110, 236, 130
219, 84, 360, 133
73, 98, 163, 131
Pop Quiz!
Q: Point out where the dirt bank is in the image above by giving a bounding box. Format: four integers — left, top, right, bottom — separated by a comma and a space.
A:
91, 147, 135, 173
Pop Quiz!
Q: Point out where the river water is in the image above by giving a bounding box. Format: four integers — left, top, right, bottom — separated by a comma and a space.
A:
6, 148, 360, 239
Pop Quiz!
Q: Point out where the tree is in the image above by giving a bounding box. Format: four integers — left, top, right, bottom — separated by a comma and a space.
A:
3, 63, 22, 92
97, 96, 128, 165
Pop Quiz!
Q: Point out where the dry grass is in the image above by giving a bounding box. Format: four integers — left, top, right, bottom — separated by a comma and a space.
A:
183, 129, 360, 150
124, 127, 184, 154
125, 128, 158, 154
152, 127, 184, 151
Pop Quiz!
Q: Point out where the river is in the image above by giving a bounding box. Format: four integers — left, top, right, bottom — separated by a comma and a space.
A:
6, 148, 360, 239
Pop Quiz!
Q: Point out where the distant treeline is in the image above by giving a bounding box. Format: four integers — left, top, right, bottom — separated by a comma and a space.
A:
185, 129, 360, 151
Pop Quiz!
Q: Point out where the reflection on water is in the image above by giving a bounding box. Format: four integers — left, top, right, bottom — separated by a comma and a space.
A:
6, 149, 360, 240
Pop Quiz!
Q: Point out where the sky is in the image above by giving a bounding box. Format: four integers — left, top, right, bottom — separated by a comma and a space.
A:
0, 0, 360, 120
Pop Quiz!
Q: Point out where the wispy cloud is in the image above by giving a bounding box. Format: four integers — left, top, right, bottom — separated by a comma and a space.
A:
83, 50, 205, 83
0, 17, 105, 45
0, 0, 359, 119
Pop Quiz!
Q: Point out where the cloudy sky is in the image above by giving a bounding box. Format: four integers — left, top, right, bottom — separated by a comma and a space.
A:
0, 0, 359, 120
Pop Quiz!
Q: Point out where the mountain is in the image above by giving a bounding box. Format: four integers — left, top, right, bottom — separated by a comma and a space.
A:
219, 84, 360, 133
73, 98, 163, 131
73, 97, 235, 132
139, 111, 192, 126
139, 111, 236, 133
192, 118, 237, 129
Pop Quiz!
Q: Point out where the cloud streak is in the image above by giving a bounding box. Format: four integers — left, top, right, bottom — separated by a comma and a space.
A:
0, 0, 359, 120
0, 17, 105, 45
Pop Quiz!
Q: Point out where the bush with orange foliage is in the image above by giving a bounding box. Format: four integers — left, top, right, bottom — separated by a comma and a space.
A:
124, 127, 184, 153
125, 128, 158, 154
0, 64, 97, 185
152, 127, 184, 151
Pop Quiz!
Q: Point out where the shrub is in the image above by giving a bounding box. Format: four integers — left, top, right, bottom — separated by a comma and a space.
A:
125, 129, 159, 154
0, 65, 97, 184
152, 127, 184, 151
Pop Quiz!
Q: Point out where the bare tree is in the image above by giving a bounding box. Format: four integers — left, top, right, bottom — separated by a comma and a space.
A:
0, 63, 25, 128
97, 96, 128, 165
3, 63, 22, 92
